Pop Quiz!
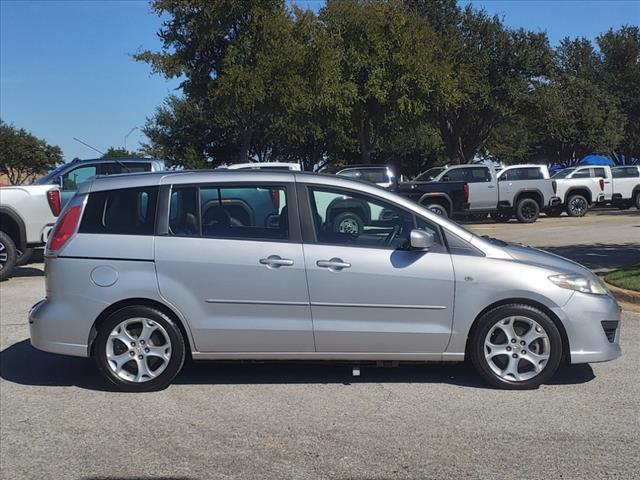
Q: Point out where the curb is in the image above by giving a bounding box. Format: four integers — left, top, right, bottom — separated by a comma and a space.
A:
605, 280, 640, 306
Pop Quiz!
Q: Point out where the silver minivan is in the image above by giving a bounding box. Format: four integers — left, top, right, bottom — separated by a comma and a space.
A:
29, 171, 621, 391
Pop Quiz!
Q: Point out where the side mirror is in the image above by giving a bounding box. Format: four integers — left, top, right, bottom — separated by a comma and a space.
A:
410, 229, 435, 250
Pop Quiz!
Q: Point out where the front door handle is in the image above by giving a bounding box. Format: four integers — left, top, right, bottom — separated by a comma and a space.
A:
259, 255, 294, 268
316, 258, 351, 271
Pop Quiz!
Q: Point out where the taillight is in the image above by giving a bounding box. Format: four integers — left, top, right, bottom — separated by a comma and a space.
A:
48, 205, 82, 251
463, 182, 469, 202
552, 180, 557, 194
47, 190, 61, 216
599, 178, 604, 191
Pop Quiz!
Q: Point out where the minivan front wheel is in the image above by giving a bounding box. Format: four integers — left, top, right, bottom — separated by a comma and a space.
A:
470, 304, 562, 389
95, 306, 185, 392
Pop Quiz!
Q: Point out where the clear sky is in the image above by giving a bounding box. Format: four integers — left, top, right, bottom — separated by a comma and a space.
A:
1, 0, 638, 161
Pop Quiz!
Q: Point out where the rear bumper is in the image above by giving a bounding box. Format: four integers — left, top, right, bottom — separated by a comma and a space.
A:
29, 299, 89, 357
553, 291, 622, 364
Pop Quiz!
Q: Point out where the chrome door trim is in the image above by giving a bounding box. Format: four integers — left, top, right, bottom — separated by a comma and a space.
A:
311, 302, 447, 310
205, 299, 309, 306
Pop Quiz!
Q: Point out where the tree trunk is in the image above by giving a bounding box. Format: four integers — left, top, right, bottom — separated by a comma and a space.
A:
358, 115, 372, 164
239, 127, 252, 163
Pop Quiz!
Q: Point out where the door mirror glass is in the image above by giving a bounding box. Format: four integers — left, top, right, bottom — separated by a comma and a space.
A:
410, 229, 435, 250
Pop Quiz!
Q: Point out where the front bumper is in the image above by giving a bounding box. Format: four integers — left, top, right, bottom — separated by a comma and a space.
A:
553, 291, 622, 364
29, 299, 89, 357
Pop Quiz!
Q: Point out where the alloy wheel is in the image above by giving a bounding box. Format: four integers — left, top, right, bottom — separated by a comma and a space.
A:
569, 197, 587, 216
0, 241, 7, 270
483, 316, 551, 382
338, 218, 359, 234
106, 318, 172, 383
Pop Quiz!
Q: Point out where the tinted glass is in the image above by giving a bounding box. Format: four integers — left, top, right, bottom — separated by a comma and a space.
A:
552, 168, 574, 179
500, 168, 544, 181
62, 165, 97, 190
612, 167, 639, 178
571, 169, 590, 178
79, 187, 158, 235
308, 187, 441, 250
169, 187, 199, 236
101, 162, 153, 175
414, 167, 445, 181
592, 168, 607, 178
443, 167, 491, 183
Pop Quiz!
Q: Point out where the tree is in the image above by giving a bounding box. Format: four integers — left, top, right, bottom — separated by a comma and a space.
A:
408, 1, 553, 164
0, 120, 63, 184
102, 147, 137, 158
597, 26, 640, 163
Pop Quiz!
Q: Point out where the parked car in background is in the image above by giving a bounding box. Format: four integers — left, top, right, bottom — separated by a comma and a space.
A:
412, 166, 448, 181
432, 164, 560, 223
0, 184, 61, 280
598, 166, 640, 210
225, 162, 302, 171
30, 170, 621, 392
336, 165, 397, 188
336, 164, 469, 218
35, 157, 165, 206
551, 166, 608, 217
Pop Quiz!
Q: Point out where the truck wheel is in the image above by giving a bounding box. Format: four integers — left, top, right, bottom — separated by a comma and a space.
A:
424, 203, 448, 218
515, 198, 540, 223
0, 231, 18, 282
16, 247, 35, 267
566, 194, 589, 217
490, 211, 511, 223
634, 192, 640, 210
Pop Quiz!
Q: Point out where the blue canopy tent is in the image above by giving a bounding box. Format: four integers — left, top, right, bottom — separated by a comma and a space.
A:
578, 154, 616, 166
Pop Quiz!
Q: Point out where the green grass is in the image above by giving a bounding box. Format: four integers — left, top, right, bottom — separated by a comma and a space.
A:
605, 265, 640, 292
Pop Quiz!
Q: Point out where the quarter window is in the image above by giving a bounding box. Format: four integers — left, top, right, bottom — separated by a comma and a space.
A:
79, 187, 158, 235
308, 187, 442, 250
612, 167, 639, 178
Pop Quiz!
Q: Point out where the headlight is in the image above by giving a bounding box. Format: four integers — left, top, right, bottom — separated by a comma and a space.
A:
548, 274, 607, 295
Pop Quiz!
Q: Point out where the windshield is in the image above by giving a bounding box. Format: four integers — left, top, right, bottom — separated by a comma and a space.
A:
551, 168, 575, 179
414, 167, 445, 181
34, 163, 69, 185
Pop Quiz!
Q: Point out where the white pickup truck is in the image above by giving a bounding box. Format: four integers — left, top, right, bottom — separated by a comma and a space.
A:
433, 164, 560, 223
550, 165, 640, 216
0, 184, 61, 280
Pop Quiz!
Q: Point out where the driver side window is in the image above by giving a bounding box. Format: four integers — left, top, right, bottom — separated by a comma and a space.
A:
308, 187, 441, 250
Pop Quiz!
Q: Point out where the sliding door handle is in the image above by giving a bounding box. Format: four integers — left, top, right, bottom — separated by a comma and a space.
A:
259, 255, 294, 268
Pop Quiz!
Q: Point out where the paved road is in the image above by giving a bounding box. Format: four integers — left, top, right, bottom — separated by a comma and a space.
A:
1, 212, 639, 479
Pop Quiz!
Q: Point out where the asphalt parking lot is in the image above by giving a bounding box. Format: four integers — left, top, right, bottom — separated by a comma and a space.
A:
1, 211, 639, 479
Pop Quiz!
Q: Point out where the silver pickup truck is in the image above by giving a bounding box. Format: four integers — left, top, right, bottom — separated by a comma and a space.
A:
0, 184, 61, 280
433, 164, 560, 223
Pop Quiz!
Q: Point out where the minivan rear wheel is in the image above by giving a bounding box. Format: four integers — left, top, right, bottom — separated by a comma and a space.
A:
95, 306, 185, 392
469, 304, 562, 389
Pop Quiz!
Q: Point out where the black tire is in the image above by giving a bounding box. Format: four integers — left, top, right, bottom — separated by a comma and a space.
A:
515, 198, 540, 223
566, 194, 589, 217
16, 247, 35, 267
332, 212, 364, 235
94, 305, 186, 392
634, 192, 640, 210
0, 231, 18, 282
469, 304, 563, 390
467, 213, 488, 222
424, 203, 449, 218
546, 207, 563, 217
490, 211, 511, 223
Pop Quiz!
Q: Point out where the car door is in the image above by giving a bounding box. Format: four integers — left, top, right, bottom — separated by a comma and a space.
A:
299, 184, 455, 354
155, 182, 315, 352
591, 167, 613, 200
442, 167, 496, 210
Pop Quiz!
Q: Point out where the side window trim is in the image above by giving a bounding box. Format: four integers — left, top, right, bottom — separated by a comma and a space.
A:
161, 182, 301, 243
297, 183, 444, 251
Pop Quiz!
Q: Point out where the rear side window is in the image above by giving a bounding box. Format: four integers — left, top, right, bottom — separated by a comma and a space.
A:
169, 185, 289, 241
612, 167, 639, 178
500, 168, 544, 181
443, 167, 491, 183
79, 187, 158, 235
